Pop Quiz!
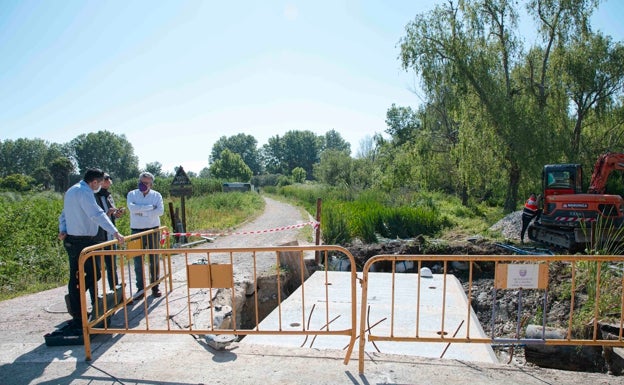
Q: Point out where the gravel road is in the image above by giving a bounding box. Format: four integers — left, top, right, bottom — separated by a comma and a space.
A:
189, 196, 316, 280
209, 196, 314, 248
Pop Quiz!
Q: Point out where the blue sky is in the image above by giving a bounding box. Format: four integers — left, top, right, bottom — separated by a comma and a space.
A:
1, 1, 622, 173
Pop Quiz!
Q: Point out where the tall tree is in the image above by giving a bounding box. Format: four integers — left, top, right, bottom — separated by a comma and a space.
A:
385, 104, 421, 146
145, 161, 164, 177
399, 0, 600, 211
210, 134, 262, 175
0, 138, 51, 178
261, 130, 322, 179
322, 129, 351, 154
32, 167, 53, 190
261, 135, 285, 175
49, 157, 74, 192
70, 130, 139, 180
210, 149, 253, 182
355, 135, 377, 161
314, 149, 353, 186
562, 32, 624, 157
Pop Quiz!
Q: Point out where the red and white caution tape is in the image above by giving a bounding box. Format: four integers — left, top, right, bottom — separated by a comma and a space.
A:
160, 220, 319, 244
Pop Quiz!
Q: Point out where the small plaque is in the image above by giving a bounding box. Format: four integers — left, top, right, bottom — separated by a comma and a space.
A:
495, 263, 548, 289
126, 238, 143, 250
187, 263, 233, 288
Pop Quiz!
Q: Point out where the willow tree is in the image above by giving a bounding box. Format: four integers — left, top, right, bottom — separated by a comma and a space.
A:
399, 0, 599, 211
561, 32, 624, 158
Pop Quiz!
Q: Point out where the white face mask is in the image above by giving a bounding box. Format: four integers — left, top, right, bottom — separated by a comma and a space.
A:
93, 185, 101, 193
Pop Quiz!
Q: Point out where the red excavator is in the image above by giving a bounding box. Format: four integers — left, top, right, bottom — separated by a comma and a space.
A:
527, 152, 624, 251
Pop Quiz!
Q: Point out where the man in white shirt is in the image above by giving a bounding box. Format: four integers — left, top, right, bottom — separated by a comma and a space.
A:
127, 172, 164, 297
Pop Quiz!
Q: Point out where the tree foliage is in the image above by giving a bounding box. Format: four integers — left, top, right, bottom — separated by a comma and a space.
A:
291, 167, 307, 183
314, 150, 353, 186
322, 129, 351, 154
0, 138, 54, 178
210, 149, 253, 182
385, 104, 420, 146
70, 130, 139, 180
561, 32, 624, 157
0, 174, 36, 191
395, 0, 620, 211
145, 161, 164, 177
49, 157, 74, 192
210, 133, 262, 175
262, 130, 323, 178
32, 167, 53, 190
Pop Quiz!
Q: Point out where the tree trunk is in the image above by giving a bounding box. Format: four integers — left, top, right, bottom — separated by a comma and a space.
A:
461, 183, 468, 206
503, 162, 520, 213
571, 110, 584, 157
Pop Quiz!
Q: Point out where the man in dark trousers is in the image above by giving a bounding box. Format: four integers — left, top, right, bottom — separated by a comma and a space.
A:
520, 193, 541, 243
94, 173, 125, 290
59, 168, 125, 333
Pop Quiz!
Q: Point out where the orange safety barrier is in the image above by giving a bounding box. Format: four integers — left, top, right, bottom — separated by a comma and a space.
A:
357, 254, 624, 374
77, 237, 359, 362
76, 237, 624, 374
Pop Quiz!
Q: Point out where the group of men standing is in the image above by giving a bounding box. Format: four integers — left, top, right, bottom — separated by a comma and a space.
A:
58, 168, 164, 333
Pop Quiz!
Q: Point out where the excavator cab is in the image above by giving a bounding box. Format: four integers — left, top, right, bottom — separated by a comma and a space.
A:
542, 164, 582, 214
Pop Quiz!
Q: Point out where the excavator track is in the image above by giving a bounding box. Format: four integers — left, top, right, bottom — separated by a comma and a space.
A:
527, 223, 583, 252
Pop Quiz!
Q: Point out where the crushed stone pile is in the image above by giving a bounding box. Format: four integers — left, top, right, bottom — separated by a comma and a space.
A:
489, 210, 523, 240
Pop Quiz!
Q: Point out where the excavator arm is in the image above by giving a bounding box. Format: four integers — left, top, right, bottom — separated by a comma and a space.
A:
588, 152, 624, 194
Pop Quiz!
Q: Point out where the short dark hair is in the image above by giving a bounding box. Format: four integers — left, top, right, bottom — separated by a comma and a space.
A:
83, 168, 105, 183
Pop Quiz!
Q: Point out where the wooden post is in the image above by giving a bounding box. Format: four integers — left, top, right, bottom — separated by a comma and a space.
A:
168, 202, 176, 229
315, 198, 322, 265
168, 202, 177, 243
181, 196, 187, 235
590, 221, 596, 252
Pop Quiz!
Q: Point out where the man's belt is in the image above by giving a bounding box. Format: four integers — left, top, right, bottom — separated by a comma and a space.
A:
66, 235, 98, 241
131, 226, 159, 232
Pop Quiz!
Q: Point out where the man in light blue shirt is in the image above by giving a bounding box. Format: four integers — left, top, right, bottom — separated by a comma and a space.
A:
58, 168, 125, 332
127, 172, 164, 297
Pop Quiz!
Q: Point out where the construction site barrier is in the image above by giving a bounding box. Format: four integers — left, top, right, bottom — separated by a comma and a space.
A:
358, 254, 624, 374
77, 236, 358, 362
76, 237, 624, 374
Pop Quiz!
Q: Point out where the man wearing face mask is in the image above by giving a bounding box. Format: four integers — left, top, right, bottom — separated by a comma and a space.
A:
58, 168, 125, 333
127, 172, 165, 298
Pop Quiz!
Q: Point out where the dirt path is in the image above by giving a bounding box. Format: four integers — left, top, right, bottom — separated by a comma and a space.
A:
183, 196, 315, 280
209, 196, 314, 249
162, 196, 316, 330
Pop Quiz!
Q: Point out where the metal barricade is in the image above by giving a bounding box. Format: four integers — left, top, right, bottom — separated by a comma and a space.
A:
76, 241, 624, 374
77, 241, 359, 362
358, 254, 624, 374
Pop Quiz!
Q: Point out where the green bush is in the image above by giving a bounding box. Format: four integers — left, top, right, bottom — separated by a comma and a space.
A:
0, 188, 264, 300
0, 174, 36, 192
321, 202, 351, 244
318, 193, 446, 244
0, 192, 66, 299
